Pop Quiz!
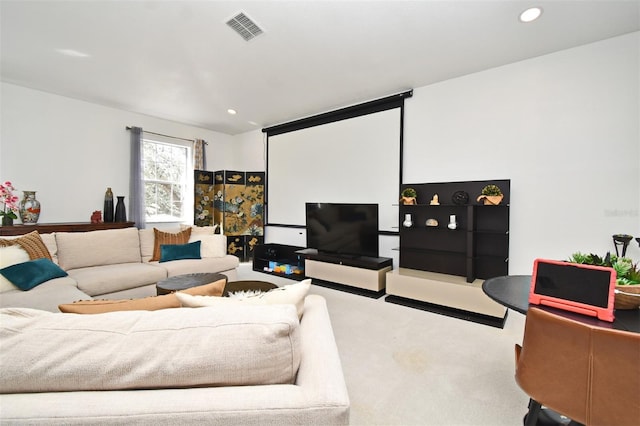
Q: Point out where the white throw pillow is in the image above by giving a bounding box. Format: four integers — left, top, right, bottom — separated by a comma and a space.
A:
0, 246, 30, 292
181, 225, 219, 236
176, 279, 311, 318
187, 234, 226, 258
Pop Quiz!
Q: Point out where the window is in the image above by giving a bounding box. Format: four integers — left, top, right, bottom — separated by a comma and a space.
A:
142, 139, 192, 223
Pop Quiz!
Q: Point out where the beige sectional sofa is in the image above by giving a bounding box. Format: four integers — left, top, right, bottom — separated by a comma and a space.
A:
0, 226, 239, 312
0, 226, 351, 425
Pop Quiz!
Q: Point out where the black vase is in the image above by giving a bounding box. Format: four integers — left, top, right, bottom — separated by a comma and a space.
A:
104, 188, 114, 223
115, 196, 127, 222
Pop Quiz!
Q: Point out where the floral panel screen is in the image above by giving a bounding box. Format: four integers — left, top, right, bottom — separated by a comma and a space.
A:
194, 170, 214, 227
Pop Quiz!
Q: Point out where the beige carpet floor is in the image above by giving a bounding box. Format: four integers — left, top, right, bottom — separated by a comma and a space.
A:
237, 262, 530, 426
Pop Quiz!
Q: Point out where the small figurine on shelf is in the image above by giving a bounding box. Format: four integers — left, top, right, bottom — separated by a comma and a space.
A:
429, 194, 440, 205
90, 210, 103, 223
402, 214, 413, 228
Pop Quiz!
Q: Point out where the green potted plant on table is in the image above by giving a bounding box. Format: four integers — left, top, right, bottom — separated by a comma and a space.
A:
0, 181, 19, 226
567, 252, 640, 309
476, 184, 504, 205
400, 187, 417, 205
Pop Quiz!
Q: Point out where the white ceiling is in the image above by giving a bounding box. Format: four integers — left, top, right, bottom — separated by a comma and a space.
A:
1, 1, 639, 135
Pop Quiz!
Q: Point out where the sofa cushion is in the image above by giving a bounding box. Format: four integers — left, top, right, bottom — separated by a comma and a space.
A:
67, 262, 167, 297
0, 231, 52, 260
160, 241, 201, 262
0, 258, 68, 291
56, 228, 141, 270
0, 303, 301, 392
150, 228, 191, 262
0, 246, 30, 292
154, 256, 239, 277
0, 277, 85, 313
177, 279, 311, 318
58, 278, 226, 313
39, 233, 58, 264
139, 228, 155, 261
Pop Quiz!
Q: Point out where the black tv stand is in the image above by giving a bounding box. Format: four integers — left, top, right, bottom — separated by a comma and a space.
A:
297, 248, 393, 293
252, 243, 306, 281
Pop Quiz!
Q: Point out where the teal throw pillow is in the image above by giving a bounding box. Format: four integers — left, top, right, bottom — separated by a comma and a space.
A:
0, 258, 68, 291
160, 241, 202, 263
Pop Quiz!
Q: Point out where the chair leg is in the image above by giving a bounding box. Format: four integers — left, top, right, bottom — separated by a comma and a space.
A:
524, 399, 542, 426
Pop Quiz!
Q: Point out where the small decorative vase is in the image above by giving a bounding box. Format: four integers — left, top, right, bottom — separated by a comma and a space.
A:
2, 215, 14, 226
19, 191, 41, 224
114, 196, 127, 222
402, 213, 413, 228
400, 196, 416, 205
447, 214, 457, 230
477, 194, 504, 205
104, 187, 114, 223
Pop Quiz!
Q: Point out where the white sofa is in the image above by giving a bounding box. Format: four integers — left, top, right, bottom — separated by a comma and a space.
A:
0, 294, 351, 425
0, 226, 240, 312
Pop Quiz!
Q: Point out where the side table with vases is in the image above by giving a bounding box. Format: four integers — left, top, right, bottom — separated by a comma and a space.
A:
19, 191, 41, 224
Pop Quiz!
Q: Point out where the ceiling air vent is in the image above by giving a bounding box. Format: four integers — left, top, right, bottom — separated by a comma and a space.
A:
226, 12, 263, 41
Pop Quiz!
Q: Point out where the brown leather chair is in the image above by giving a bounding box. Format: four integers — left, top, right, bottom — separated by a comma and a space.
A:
515, 307, 640, 426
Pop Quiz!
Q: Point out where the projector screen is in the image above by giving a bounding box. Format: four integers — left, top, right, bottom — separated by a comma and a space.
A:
266, 106, 403, 232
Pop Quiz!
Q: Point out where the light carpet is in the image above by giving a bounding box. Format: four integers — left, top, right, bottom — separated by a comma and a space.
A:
237, 262, 529, 426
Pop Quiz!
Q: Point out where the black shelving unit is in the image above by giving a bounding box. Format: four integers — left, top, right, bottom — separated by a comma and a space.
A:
399, 179, 510, 282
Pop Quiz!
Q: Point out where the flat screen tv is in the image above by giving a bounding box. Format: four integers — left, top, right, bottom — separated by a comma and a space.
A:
305, 203, 379, 258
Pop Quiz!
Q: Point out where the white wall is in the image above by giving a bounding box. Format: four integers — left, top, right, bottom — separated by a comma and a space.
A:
404, 32, 639, 273
237, 32, 640, 273
2, 32, 637, 273
0, 83, 234, 224
231, 129, 266, 171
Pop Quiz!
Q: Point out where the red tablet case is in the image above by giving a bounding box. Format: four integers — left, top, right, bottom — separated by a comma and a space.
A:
529, 258, 616, 322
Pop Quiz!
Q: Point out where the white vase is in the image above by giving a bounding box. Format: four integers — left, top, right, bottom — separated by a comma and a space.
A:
402, 214, 413, 228
447, 214, 457, 230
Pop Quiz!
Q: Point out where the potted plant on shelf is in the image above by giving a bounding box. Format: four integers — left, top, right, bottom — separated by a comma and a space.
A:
567, 251, 640, 310
0, 181, 19, 226
476, 184, 503, 205
400, 187, 417, 205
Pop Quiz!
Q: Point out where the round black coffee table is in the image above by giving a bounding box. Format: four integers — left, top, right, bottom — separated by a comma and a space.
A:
222, 280, 278, 297
156, 272, 228, 295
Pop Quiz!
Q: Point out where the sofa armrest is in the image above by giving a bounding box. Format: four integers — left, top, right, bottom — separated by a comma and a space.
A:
296, 295, 351, 408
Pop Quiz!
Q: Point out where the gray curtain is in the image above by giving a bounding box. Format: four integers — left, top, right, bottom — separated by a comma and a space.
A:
129, 126, 145, 229
194, 139, 207, 170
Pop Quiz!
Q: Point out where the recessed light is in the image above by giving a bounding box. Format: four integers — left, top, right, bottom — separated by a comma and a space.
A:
519, 7, 543, 23
227, 109, 237, 115
55, 48, 91, 58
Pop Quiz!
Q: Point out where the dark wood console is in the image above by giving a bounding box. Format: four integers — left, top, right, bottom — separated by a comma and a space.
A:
298, 248, 393, 296
0, 222, 136, 236
297, 249, 393, 270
